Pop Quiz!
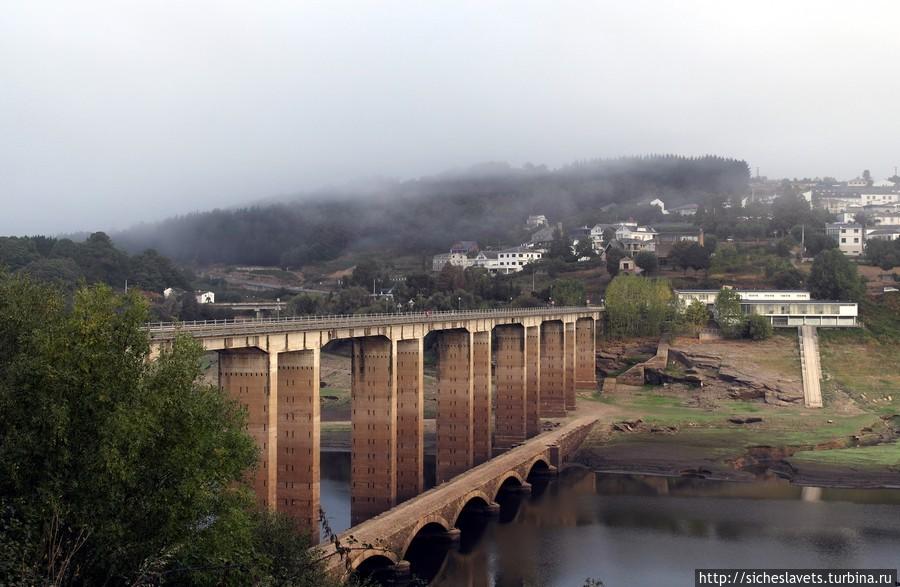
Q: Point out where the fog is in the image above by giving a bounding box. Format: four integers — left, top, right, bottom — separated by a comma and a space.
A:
2, 0, 899, 235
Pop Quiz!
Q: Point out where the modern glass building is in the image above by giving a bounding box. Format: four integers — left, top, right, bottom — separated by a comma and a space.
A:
740, 301, 858, 327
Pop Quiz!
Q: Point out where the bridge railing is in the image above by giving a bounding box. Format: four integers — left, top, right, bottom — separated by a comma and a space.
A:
144, 305, 602, 338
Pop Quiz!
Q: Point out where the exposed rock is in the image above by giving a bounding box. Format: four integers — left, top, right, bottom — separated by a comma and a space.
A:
728, 417, 763, 425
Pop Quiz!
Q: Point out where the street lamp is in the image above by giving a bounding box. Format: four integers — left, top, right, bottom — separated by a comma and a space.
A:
457, 296, 462, 311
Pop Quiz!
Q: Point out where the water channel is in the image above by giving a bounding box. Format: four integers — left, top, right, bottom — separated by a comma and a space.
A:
320, 450, 900, 586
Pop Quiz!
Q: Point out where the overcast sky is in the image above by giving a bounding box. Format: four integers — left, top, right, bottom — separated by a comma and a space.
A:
2, 1, 899, 235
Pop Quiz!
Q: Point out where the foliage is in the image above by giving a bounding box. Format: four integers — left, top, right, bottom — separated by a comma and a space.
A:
550, 279, 586, 306
865, 238, 900, 269
714, 287, 744, 338
683, 299, 709, 326
0, 233, 191, 293
114, 156, 750, 266
745, 314, 773, 340
605, 275, 674, 338
808, 249, 865, 302
605, 247, 626, 276
574, 238, 596, 260
548, 227, 575, 261
670, 241, 710, 273
0, 275, 325, 585
633, 251, 658, 274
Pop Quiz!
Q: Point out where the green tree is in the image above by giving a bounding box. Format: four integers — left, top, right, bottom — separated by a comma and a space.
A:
550, 279, 586, 306
684, 299, 709, 326
548, 227, 574, 261
605, 247, 626, 276
808, 249, 865, 301
574, 238, 596, 260
714, 287, 744, 338
605, 275, 674, 337
0, 275, 327, 585
634, 251, 658, 274
745, 314, 773, 340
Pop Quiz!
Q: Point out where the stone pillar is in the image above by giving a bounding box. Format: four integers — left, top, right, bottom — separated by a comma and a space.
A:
540, 321, 566, 417
576, 318, 598, 391
218, 349, 271, 508
494, 325, 527, 451
436, 330, 473, 483
525, 325, 541, 437
396, 338, 424, 503
277, 349, 320, 541
351, 337, 397, 525
471, 331, 492, 466
564, 321, 576, 411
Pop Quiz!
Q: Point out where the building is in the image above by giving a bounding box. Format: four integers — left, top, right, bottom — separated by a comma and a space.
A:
495, 246, 542, 274
826, 223, 865, 256
674, 288, 811, 307
670, 203, 699, 216
620, 238, 656, 255
450, 241, 479, 255
529, 224, 558, 248
615, 222, 657, 242
674, 288, 856, 327
196, 291, 215, 304
866, 225, 900, 242
526, 215, 548, 229
432, 251, 473, 271
618, 255, 642, 275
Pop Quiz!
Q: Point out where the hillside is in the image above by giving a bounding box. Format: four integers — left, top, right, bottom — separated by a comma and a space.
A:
113, 155, 749, 267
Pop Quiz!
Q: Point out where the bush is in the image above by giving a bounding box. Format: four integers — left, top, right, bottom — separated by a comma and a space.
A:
745, 314, 773, 340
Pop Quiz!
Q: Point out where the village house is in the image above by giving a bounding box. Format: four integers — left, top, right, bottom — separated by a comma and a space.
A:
826, 222, 865, 256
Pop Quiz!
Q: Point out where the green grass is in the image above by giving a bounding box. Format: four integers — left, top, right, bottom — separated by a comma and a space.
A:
790, 442, 900, 468
819, 332, 900, 416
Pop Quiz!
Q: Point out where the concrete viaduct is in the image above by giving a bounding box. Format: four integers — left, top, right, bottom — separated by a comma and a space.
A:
146, 306, 601, 541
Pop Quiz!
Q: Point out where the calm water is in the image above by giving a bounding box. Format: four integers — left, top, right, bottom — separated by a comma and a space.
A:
320, 451, 900, 586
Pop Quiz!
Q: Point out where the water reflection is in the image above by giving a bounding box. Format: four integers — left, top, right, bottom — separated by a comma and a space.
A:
319, 452, 900, 586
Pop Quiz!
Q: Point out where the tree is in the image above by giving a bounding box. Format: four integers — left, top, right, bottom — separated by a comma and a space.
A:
745, 314, 773, 340
548, 227, 574, 261
808, 249, 865, 301
605, 275, 674, 337
634, 251, 658, 274
605, 246, 626, 276
684, 299, 709, 327
0, 275, 328, 585
714, 287, 744, 338
601, 226, 617, 244
551, 279, 586, 306
574, 238, 596, 260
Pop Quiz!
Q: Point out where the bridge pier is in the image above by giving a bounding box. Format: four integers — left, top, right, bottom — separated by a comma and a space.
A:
472, 331, 492, 466
218, 349, 271, 508
494, 325, 527, 451
276, 349, 320, 541
351, 337, 397, 525
540, 321, 566, 417
436, 330, 474, 483
525, 325, 541, 437
396, 338, 424, 503
576, 318, 597, 391
564, 321, 576, 411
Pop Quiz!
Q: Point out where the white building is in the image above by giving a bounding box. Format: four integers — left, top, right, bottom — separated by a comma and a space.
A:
866, 225, 900, 242
495, 246, 542, 274
526, 215, 548, 228
615, 222, 657, 242
670, 203, 699, 216
674, 288, 811, 307
650, 198, 667, 214
432, 252, 474, 272
195, 291, 215, 304
163, 287, 175, 299
826, 223, 865, 256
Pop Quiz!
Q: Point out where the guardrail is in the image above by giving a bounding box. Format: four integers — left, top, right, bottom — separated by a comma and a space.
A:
144, 306, 603, 339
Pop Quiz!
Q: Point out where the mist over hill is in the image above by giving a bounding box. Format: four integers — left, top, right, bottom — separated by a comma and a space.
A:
113, 155, 749, 267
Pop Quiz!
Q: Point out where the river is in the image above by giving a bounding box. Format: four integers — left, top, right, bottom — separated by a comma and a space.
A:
320, 451, 900, 586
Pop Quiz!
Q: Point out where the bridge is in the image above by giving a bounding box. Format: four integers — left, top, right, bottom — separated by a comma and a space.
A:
146, 306, 602, 539
314, 416, 598, 579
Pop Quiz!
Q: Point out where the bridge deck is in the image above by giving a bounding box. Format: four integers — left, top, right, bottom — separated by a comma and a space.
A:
145, 306, 601, 340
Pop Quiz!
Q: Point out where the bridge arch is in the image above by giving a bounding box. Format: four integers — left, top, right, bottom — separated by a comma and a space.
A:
351, 551, 400, 583
400, 515, 452, 558
453, 490, 493, 525
493, 471, 525, 500
526, 456, 551, 479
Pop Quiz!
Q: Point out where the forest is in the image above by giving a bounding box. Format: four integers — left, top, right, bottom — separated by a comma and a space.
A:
0, 232, 191, 293
113, 155, 751, 267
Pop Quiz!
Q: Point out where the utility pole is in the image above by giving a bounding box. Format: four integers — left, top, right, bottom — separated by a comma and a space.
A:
801, 224, 805, 258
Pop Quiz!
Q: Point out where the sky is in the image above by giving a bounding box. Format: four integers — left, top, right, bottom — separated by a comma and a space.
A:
2, 1, 899, 235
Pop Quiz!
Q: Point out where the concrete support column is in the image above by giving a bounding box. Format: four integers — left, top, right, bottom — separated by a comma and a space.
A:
471, 331, 492, 466
396, 338, 424, 503
564, 321, 576, 411
218, 349, 271, 508
525, 325, 541, 437
540, 321, 567, 417
494, 325, 527, 451
576, 318, 598, 391
351, 337, 397, 525
277, 349, 320, 541
436, 330, 473, 483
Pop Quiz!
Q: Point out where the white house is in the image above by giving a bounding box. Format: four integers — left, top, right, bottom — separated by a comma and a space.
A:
670, 203, 699, 216
866, 225, 900, 242
674, 288, 811, 307
826, 223, 865, 256
432, 252, 474, 271
615, 222, 657, 242
195, 291, 215, 304
526, 215, 548, 228
163, 287, 175, 299
495, 246, 542, 274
